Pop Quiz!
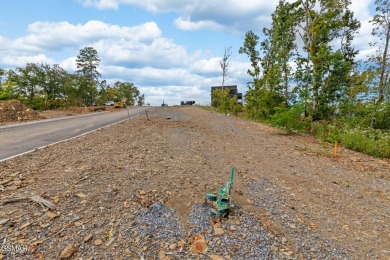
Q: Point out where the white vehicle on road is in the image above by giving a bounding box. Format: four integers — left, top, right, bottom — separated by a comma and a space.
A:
105, 101, 114, 106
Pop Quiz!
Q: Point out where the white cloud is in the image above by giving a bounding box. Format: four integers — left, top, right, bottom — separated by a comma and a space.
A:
102, 65, 218, 105
81, 0, 274, 15
350, 0, 372, 20
80, 0, 275, 32
350, 0, 376, 59
140, 85, 211, 105
102, 65, 203, 86
190, 58, 221, 75
2, 0, 377, 107
0, 11, 251, 105
174, 17, 223, 31
0, 20, 171, 68
79, 0, 377, 59
20, 21, 161, 50
59, 57, 78, 72
1, 54, 55, 68
81, 0, 119, 9
229, 60, 251, 80
190, 57, 250, 80
101, 57, 250, 105
94, 37, 189, 68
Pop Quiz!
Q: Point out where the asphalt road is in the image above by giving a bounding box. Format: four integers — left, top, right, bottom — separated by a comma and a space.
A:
0, 107, 152, 162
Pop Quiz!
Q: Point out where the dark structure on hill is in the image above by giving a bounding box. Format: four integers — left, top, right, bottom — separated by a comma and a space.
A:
211, 85, 243, 106
180, 101, 195, 106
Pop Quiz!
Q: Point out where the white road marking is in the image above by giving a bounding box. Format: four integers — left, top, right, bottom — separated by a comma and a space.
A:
0, 114, 140, 163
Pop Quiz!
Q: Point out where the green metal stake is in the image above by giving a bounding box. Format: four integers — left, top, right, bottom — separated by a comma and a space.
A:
205, 166, 235, 218
215, 166, 235, 218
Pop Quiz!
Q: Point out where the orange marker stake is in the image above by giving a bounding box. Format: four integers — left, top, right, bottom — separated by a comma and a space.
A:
333, 141, 338, 158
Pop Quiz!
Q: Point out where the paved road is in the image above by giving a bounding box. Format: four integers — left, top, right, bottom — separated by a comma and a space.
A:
0, 107, 152, 162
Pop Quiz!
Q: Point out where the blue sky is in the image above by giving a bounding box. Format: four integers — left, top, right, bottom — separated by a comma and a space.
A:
0, 0, 377, 105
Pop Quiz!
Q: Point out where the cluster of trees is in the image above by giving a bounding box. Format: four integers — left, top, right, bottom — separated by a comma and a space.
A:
239, 0, 389, 131
0, 47, 144, 109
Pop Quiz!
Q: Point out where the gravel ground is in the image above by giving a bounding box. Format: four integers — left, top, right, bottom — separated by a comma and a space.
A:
0, 106, 389, 259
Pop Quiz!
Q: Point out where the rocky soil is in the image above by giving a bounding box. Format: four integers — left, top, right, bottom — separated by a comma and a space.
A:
0, 100, 110, 126
0, 100, 42, 124
0, 106, 389, 259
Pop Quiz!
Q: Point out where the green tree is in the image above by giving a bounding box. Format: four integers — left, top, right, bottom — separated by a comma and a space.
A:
76, 47, 101, 106
294, 55, 313, 116
261, 0, 300, 106
0, 69, 15, 100
113, 81, 140, 106
239, 31, 261, 84
240, 1, 299, 119
97, 80, 110, 104
7, 63, 41, 106
228, 96, 243, 115
0, 68, 5, 85
239, 31, 266, 118
137, 94, 145, 106
62, 73, 84, 106
8, 63, 77, 109
297, 0, 360, 120
211, 88, 230, 112
39, 64, 69, 109
0, 81, 18, 100
369, 0, 390, 104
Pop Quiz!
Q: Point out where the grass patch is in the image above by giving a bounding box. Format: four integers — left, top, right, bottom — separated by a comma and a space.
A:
340, 127, 390, 158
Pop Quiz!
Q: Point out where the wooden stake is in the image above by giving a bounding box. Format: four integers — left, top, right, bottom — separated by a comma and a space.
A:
333, 141, 338, 158
145, 110, 150, 121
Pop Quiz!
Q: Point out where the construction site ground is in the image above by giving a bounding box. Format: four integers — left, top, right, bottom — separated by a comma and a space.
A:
0, 99, 115, 126
0, 106, 389, 259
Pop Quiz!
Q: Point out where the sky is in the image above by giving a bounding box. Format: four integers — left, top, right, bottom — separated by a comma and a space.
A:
0, 0, 377, 106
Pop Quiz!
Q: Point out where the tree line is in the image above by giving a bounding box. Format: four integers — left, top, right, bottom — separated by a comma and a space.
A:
217, 0, 389, 157
0, 47, 145, 109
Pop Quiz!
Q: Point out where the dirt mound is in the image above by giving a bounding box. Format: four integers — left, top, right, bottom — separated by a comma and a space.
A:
0, 100, 42, 124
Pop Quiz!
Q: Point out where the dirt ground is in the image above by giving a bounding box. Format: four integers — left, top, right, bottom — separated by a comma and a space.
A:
0, 100, 42, 124
0, 106, 389, 259
0, 100, 112, 125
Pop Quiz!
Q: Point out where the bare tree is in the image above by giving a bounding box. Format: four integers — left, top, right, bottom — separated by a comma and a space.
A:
220, 47, 232, 89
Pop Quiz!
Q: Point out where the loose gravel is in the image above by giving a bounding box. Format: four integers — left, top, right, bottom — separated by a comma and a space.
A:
1, 106, 389, 259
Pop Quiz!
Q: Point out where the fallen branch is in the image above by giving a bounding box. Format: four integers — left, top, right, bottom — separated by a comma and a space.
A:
1, 193, 56, 210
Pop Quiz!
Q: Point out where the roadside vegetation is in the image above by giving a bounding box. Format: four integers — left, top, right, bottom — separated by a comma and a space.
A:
212, 0, 390, 158
0, 47, 144, 110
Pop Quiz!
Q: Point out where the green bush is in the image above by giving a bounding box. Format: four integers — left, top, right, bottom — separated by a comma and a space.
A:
0, 82, 18, 100
340, 127, 390, 158
270, 105, 309, 133
21, 97, 45, 110
245, 88, 285, 120
212, 88, 244, 115
310, 120, 341, 143
229, 96, 243, 115
211, 88, 230, 113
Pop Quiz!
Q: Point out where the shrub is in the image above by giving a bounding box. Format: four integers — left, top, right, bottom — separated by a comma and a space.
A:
270, 105, 309, 133
310, 120, 341, 143
340, 127, 390, 158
